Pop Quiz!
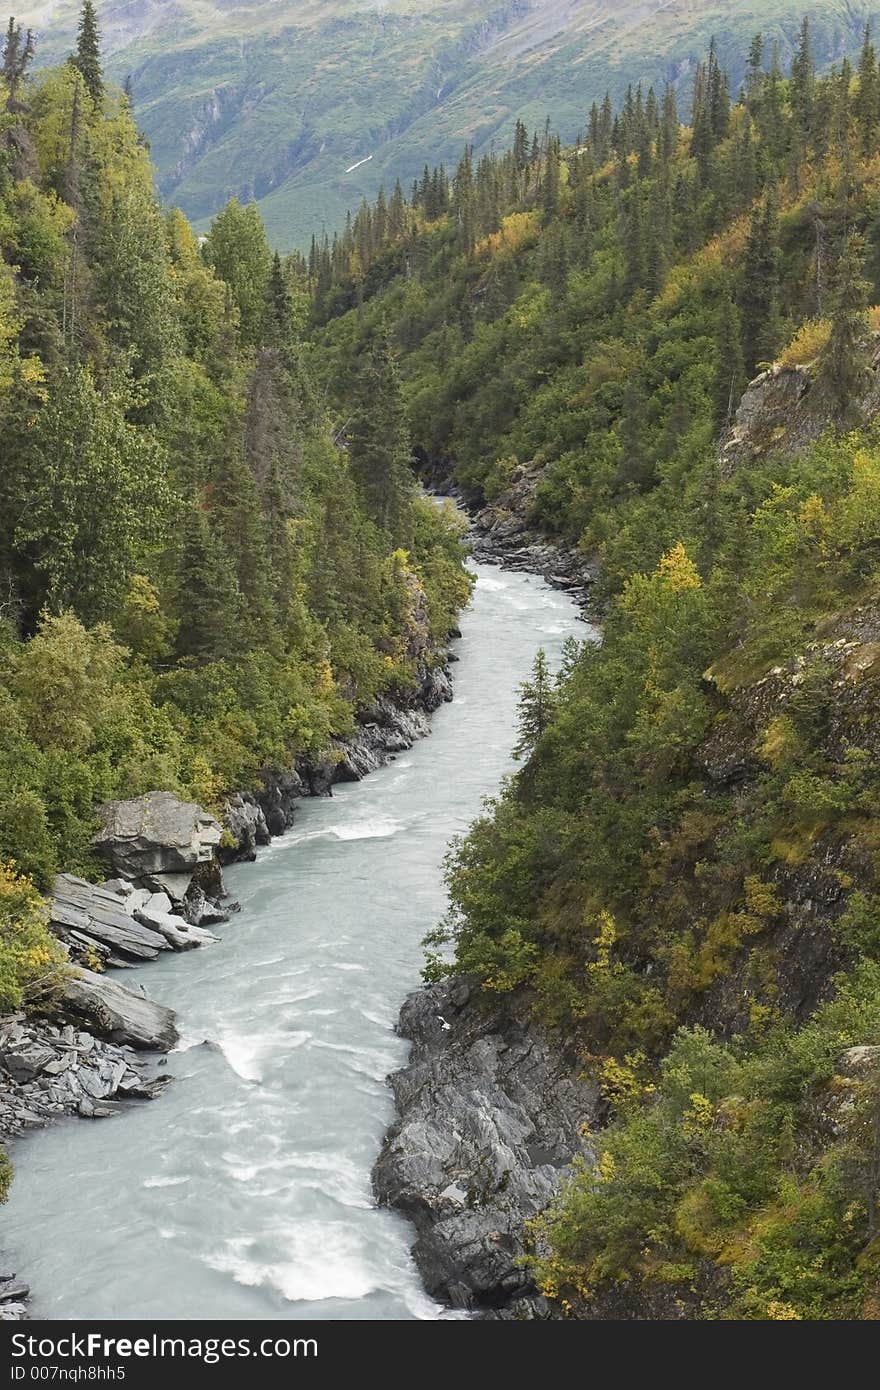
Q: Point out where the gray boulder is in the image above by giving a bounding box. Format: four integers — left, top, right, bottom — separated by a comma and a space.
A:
134, 905, 218, 950
50, 874, 170, 963
94, 792, 222, 879
220, 793, 270, 863
59, 968, 179, 1050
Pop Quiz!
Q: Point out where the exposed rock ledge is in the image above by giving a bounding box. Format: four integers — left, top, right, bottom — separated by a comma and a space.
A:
373, 979, 598, 1318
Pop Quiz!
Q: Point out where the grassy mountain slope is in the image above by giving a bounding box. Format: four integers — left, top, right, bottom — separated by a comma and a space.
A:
23, 0, 880, 248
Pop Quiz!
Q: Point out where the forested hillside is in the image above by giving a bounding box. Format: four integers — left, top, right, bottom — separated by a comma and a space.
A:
0, 12, 469, 1020
310, 22, 880, 1317
9, 0, 880, 1321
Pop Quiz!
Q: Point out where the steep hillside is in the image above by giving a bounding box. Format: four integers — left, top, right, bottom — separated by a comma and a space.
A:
309, 21, 880, 1318
0, 28, 470, 1056
21, 0, 880, 247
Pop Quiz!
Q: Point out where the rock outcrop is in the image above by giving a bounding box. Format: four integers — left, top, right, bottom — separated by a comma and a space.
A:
0, 1011, 170, 1140
94, 792, 223, 880
58, 968, 179, 1051
719, 353, 880, 479
373, 979, 598, 1316
300, 666, 455, 794
427, 470, 595, 601
220, 793, 271, 863
0, 1276, 29, 1321
49, 873, 222, 969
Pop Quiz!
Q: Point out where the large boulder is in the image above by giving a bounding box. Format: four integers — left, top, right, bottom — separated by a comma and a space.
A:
50, 874, 170, 965
59, 967, 179, 1050
94, 792, 222, 880
220, 793, 270, 863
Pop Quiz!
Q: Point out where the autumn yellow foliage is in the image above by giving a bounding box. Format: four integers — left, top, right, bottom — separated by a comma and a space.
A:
0, 862, 66, 1013
778, 317, 832, 368
475, 211, 540, 260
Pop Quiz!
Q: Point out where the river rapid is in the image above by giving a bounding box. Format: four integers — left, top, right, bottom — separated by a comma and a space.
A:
1, 562, 585, 1320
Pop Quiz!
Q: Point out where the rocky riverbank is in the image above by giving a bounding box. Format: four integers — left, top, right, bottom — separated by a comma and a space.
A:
373, 980, 598, 1318
0, 645, 457, 1319
219, 658, 455, 860
426, 464, 597, 607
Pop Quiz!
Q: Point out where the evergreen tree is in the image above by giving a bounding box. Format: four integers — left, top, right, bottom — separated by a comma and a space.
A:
347, 330, 414, 544
745, 31, 764, 113
617, 374, 651, 489
714, 294, 746, 427
2, 17, 34, 109
174, 502, 241, 663
212, 449, 276, 642
72, 0, 102, 105
267, 251, 292, 343
541, 136, 561, 221
659, 85, 678, 164
790, 17, 815, 144
513, 118, 529, 172
513, 649, 556, 760
741, 192, 782, 373
624, 180, 648, 294
817, 234, 872, 420
856, 26, 879, 157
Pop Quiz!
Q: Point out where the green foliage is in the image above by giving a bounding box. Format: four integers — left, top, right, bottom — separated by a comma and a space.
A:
6, 363, 171, 625
302, 24, 880, 1318
533, 971, 880, 1318
203, 198, 271, 349
0, 40, 471, 906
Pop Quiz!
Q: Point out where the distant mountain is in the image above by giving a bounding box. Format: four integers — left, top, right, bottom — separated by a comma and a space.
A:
24, 0, 880, 247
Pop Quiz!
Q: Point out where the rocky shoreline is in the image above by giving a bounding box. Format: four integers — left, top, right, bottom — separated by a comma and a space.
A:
435, 467, 597, 608
0, 647, 456, 1321
219, 661, 454, 861
374, 981, 597, 1318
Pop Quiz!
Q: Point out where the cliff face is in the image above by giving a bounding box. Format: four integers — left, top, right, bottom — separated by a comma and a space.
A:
373, 979, 599, 1317
719, 351, 880, 479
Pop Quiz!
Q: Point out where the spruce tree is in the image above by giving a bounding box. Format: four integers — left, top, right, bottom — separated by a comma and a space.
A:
790, 17, 815, 144
267, 251, 292, 343
715, 294, 746, 428
617, 374, 651, 489
347, 330, 414, 545
856, 26, 879, 157
745, 32, 764, 114
541, 136, 561, 221
817, 234, 872, 421
513, 650, 556, 760
212, 450, 277, 642
624, 179, 647, 294
741, 193, 782, 374
2, 18, 34, 109
659, 85, 678, 164
174, 503, 241, 663
73, 0, 102, 105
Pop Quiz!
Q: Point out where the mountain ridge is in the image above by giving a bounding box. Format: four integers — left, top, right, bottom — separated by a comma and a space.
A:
22, 0, 880, 247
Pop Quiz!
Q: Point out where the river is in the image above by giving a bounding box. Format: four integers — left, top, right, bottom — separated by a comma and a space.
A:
1, 562, 586, 1320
